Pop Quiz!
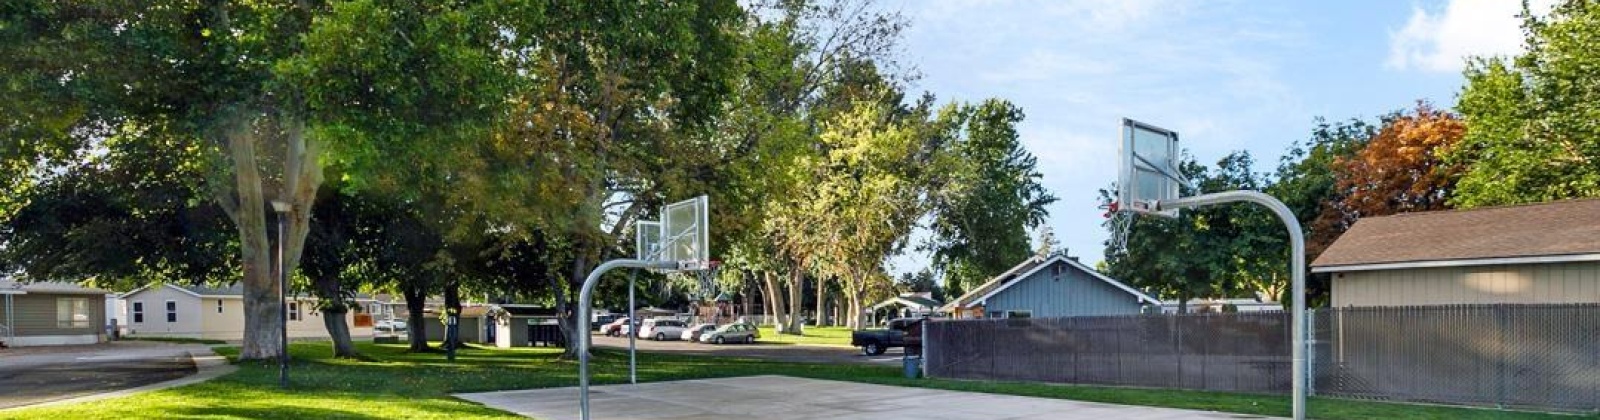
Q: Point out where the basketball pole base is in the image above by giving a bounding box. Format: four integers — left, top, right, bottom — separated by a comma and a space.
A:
1157, 190, 1308, 420
577, 259, 681, 420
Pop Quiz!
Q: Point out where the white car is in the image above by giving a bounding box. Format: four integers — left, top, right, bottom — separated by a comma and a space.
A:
375, 320, 408, 331
638, 318, 689, 341
681, 323, 717, 342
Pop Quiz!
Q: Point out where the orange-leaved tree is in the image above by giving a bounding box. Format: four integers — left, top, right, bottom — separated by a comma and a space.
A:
1310, 102, 1467, 256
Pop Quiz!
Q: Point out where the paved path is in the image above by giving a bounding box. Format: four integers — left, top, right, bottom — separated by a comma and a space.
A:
590, 334, 908, 365
0, 341, 208, 409
458, 375, 1280, 420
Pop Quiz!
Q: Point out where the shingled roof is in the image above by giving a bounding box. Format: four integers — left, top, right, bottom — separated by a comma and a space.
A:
1311, 198, 1600, 272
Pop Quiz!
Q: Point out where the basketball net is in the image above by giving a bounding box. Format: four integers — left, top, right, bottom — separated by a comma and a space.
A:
689, 260, 723, 302
1101, 201, 1136, 255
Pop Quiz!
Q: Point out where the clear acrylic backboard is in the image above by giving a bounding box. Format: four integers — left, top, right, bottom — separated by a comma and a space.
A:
1119, 118, 1182, 217
660, 195, 709, 271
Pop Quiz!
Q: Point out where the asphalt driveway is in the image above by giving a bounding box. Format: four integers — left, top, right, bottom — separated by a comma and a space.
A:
0, 341, 202, 409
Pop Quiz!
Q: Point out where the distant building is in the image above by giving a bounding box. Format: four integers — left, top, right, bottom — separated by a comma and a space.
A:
1, 280, 111, 347
868, 292, 942, 319
942, 255, 1159, 319
1159, 295, 1282, 314
119, 283, 375, 340
1312, 199, 1600, 307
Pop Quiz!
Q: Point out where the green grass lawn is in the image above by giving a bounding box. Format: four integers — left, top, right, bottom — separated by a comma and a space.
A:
757, 325, 856, 347
1, 341, 1585, 420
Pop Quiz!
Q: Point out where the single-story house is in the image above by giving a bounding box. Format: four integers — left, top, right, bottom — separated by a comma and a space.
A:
490, 305, 563, 348
942, 255, 1160, 319
420, 304, 494, 344
1312, 198, 1600, 307
1, 280, 111, 347
867, 292, 942, 324
120, 283, 375, 340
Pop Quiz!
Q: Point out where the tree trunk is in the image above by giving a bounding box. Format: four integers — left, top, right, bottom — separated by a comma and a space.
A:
762, 271, 785, 329
740, 272, 753, 321
312, 274, 356, 358
321, 304, 356, 357
404, 286, 431, 352
557, 254, 588, 359
225, 122, 283, 361
443, 280, 462, 349
222, 113, 323, 361
815, 276, 827, 327
784, 265, 805, 335
832, 292, 841, 328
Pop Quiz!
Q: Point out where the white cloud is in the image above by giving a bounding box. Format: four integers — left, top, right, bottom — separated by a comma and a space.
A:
1386, 0, 1554, 72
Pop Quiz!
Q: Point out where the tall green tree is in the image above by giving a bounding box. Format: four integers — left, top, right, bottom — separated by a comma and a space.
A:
1451, 1, 1600, 207
924, 99, 1056, 298
1103, 152, 1284, 311
2, 1, 505, 360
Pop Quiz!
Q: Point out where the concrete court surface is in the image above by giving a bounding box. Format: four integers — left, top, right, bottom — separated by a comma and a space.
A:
456, 375, 1278, 420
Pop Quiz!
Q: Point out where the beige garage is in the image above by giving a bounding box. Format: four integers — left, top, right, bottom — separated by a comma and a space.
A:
1312, 199, 1600, 307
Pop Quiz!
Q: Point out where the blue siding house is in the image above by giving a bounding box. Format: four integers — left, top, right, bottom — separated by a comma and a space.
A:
943, 255, 1158, 319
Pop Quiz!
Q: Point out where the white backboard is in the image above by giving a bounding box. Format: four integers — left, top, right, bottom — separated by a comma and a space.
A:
1119, 118, 1181, 217
660, 195, 709, 270
635, 220, 662, 260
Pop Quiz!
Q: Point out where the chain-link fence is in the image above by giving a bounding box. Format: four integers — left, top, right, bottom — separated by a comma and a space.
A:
926, 312, 1292, 393
1314, 304, 1600, 411
926, 304, 1600, 412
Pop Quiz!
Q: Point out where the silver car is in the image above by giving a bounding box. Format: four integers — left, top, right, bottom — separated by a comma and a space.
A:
682, 323, 717, 342
699, 322, 760, 344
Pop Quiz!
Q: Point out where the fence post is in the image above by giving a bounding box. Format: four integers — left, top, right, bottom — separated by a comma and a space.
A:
1496, 305, 1509, 409
1306, 309, 1315, 396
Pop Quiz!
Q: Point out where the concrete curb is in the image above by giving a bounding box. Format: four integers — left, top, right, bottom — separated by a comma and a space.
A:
0, 346, 238, 411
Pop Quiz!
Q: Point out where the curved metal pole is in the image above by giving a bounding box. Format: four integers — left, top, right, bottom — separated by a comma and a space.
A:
1159, 190, 1307, 420
578, 259, 677, 420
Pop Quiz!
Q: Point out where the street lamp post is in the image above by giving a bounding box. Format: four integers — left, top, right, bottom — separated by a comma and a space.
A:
271, 200, 292, 389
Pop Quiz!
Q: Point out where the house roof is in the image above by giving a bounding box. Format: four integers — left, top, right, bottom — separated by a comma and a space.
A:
943, 256, 1051, 310
869, 293, 942, 311
1311, 198, 1600, 273
944, 255, 1160, 310
0, 280, 109, 295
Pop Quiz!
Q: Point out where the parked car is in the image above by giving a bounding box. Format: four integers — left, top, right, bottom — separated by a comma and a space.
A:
638, 318, 689, 341
682, 323, 717, 342
850, 318, 924, 356
375, 319, 408, 332
699, 322, 760, 344
593, 314, 621, 331
599, 317, 631, 337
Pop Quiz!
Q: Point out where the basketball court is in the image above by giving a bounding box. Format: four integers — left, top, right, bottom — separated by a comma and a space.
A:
456, 375, 1280, 420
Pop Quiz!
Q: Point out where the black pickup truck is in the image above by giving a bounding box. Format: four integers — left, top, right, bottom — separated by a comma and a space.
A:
850, 318, 925, 356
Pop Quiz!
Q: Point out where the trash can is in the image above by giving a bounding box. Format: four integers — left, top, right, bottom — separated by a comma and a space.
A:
902, 356, 921, 379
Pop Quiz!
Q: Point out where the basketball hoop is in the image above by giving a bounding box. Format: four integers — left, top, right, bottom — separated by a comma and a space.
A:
1101, 201, 1136, 255
689, 260, 722, 302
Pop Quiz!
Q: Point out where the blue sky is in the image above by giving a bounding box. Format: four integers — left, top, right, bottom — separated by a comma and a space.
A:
886, 0, 1542, 275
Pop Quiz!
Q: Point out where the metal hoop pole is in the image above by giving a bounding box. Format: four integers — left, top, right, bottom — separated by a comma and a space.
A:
628, 270, 637, 385
1158, 190, 1307, 420
579, 259, 679, 420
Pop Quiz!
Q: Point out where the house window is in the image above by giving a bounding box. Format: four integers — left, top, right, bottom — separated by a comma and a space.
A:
165, 300, 177, 323
289, 302, 301, 321
56, 297, 90, 328
988, 311, 1005, 319
133, 301, 145, 323
217, 299, 224, 313
1006, 310, 1032, 319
